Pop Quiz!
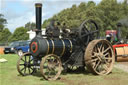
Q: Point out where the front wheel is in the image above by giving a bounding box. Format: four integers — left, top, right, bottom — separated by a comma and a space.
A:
17, 52, 35, 76
40, 54, 62, 80
18, 50, 23, 56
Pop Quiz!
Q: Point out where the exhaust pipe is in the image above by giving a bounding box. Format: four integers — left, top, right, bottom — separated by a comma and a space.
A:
117, 23, 122, 40
35, 3, 42, 36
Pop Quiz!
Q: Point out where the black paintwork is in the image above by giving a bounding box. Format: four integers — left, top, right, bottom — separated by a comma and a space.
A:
35, 3, 42, 36
29, 3, 99, 71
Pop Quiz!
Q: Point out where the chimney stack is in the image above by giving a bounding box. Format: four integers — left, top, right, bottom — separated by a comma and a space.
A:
35, 3, 42, 36
117, 23, 122, 40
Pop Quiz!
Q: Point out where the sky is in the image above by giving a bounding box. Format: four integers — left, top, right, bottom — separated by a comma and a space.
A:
0, 0, 119, 33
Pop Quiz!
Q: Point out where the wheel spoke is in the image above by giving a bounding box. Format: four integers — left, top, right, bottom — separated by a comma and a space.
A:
93, 52, 98, 55
29, 56, 30, 62
24, 67, 26, 74
91, 55, 96, 58
30, 67, 34, 70
30, 64, 34, 66
20, 64, 24, 66
100, 42, 103, 51
93, 53, 102, 61
98, 47, 100, 53
103, 65, 108, 71
28, 68, 30, 74
81, 33, 89, 38
105, 57, 112, 60
91, 58, 99, 62
47, 70, 52, 78
99, 63, 105, 72
25, 56, 26, 62
94, 47, 97, 52
102, 46, 104, 52
21, 58, 25, 62
90, 30, 98, 34
103, 47, 111, 53
104, 52, 109, 57
29, 59, 33, 63
94, 61, 100, 70
83, 25, 87, 31
89, 24, 92, 30
21, 67, 25, 72
96, 45, 100, 53
54, 67, 58, 73
99, 64, 108, 73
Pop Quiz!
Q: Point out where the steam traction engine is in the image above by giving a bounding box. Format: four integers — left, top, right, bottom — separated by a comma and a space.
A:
17, 3, 114, 80
105, 23, 128, 61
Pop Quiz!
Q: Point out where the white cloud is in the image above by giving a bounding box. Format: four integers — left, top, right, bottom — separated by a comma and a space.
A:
0, 0, 7, 13
3, 0, 103, 33
30, 15, 35, 23
22, 0, 35, 2
7, 12, 34, 32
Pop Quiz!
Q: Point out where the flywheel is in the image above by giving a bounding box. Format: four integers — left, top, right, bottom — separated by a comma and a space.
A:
79, 19, 99, 46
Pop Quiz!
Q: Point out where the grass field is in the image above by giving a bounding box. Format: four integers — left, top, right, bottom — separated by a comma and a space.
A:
0, 54, 128, 85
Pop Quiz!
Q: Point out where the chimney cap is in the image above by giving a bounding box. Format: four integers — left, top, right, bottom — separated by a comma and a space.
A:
117, 22, 122, 27
35, 3, 42, 7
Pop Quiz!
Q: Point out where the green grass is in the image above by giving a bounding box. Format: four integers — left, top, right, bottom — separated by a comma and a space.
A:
0, 54, 128, 85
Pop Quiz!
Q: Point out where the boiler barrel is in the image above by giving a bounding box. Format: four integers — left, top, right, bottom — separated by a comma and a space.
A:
30, 37, 73, 57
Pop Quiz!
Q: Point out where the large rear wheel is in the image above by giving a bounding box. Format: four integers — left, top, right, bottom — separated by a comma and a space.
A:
85, 40, 114, 75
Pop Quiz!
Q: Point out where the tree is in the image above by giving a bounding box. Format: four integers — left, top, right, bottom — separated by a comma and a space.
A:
0, 14, 7, 31
9, 27, 29, 42
42, 0, 128, 37
25, 22, 36, 31
0, 28, 11, 43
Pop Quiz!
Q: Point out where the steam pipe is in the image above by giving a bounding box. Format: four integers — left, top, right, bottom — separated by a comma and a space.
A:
35, 3, 42, 36
117, 23, 122, 40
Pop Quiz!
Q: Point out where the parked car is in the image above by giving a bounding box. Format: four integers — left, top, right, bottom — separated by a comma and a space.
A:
15, 40, 30, 56
4, 41, 20, 54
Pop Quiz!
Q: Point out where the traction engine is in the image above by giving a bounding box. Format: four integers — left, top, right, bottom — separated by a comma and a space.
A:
17, 3, 115, 80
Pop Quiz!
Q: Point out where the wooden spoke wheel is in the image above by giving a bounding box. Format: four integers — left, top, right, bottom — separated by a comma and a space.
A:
85, 40, 114, 75
40, 54, 62, 80
17, 52, 35, 76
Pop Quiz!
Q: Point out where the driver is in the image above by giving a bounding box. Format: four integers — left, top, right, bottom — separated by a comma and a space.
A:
46, 20, 60, 38
62, 23, 70, 38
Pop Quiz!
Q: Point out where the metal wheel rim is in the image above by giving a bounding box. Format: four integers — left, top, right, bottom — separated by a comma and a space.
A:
40, 54, 62, 80
17, 52, 35, 76
85, 40, 114, 75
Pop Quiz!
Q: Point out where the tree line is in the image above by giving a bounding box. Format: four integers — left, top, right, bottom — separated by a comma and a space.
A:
0, 0, 128, 45
0, 13, 37, 45
43, 0, 128, 37
0, 14, 29, 45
